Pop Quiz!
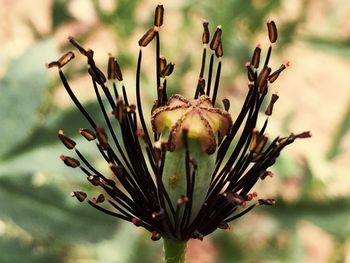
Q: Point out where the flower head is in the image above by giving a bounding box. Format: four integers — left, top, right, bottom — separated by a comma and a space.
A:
48, 5, 310, 242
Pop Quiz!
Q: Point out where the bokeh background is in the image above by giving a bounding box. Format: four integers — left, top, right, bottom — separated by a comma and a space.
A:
0, 0, 350, 262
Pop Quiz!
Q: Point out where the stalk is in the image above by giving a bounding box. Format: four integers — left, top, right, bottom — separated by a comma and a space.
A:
163, 238, 187, 263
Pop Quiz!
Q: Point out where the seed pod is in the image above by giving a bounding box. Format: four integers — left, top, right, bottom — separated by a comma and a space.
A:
267, 21, 278, 43
154, 4, 164, 27
138, 27, 158, 47
202, 20, 210, 44
79, 128, 96, 141
58, 130, 76, 149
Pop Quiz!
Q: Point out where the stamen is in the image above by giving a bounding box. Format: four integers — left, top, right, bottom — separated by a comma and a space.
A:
251, 44, 261, 69
210, 26, 222, 50
79, 128, 96, 141
202, 19, 210, 44
267, 21, 278, 43
222, 98, 230, 111
151, 231, 161, 241
95, 126, 109, 150
60, 155, 80, 168
154, 4, 164, 27
58, 130, 76, 149
138, 27, 158, 47
46, 51, 75, 68
91, 193, 105, 204
107, 55, 123, 81
71, 191, 87, 202
265, 94, 279, 116
161, 62, 175, 77
258, 198, 276, 206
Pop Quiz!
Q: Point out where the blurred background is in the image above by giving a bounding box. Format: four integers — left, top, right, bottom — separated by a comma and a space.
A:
0, 0, 349, 262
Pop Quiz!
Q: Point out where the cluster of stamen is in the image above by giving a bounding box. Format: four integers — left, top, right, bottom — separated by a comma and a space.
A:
48, 5, 310, 241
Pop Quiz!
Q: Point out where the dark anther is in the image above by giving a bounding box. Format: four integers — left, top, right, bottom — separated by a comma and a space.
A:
251, 44, 261, 69
138, 27, 158, 47
46, 51, 75, 68
60, 155, 80, 168
197, 78, 206, 95
95, 126, 109, 150
245, 62, 255, 82
218, 222, 230, 230
202, 19, 210, 44
79, 128, 96, 141
161, 62, 175, 77
191, 230, 204, 240
107, 55, 123, 81
151, 231, 161, 241
258, 198, 276, 206
58, 130, 76, 149
269, 62, 288, 83
267, 21, 278, 43
92, 193, 105, 204
131, 217, 142, 227
265, 94, 279, 116
215, 41, 223, 58
257, 66, 271, 92
71, 191, 87, 202
154, 4, 164, 27
223, 192, 245, 206
159, 56, 167, 73
88, 175, 101, 186
222, 98, 230, 112
210, 26, 222, 50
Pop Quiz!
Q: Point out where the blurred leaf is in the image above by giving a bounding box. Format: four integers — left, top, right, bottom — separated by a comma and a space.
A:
305, 36, 350, 57
52, 0, 75, 30
326, 97, 350, 160
0, 174, 118, 243
0, 39, 58, 158
268, 198, 350, 240
0, 236, 62, 263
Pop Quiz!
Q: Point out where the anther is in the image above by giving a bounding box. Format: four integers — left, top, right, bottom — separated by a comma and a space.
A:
131, 217, 142, 227
92, 193, 105, 204
258, 198, 276, 206
60, 155, 80, 168
245, 61, 255, 82
222, 98, 230, 111
265, 94, 279, 116
138, 27, 158, 47
161, 62, 175, 77
46, 51, 75, 69
88, 175, 101, 186
251, 44, 261, 69
154, 4, 164, 27
223, 192, 245, 206
151, 208, 164, 220
267, 21, 278, 43
71, 191, 87, 202
210, 26, 222, 50
215, 41, 223, 58
202, 19, 210, 44
79, 128, 96, 141
58, 130, 76, 149
151, 231, 161, 241
218, 222, 230, 231
95, 126, 109, 150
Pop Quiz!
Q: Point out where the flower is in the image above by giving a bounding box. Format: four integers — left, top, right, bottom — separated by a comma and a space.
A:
48, 4, 310, 247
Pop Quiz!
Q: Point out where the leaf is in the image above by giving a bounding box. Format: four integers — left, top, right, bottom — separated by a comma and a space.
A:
0, 236, 61, 263
326, 97, 350, 160
0, 40, 58, 158
0, 174, 118, 243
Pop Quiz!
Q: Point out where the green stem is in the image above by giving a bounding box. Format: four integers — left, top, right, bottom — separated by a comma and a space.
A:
163, 238, 187, 263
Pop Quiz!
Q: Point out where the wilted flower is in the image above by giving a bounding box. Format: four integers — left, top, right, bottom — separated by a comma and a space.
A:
48, 4, 310, 263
